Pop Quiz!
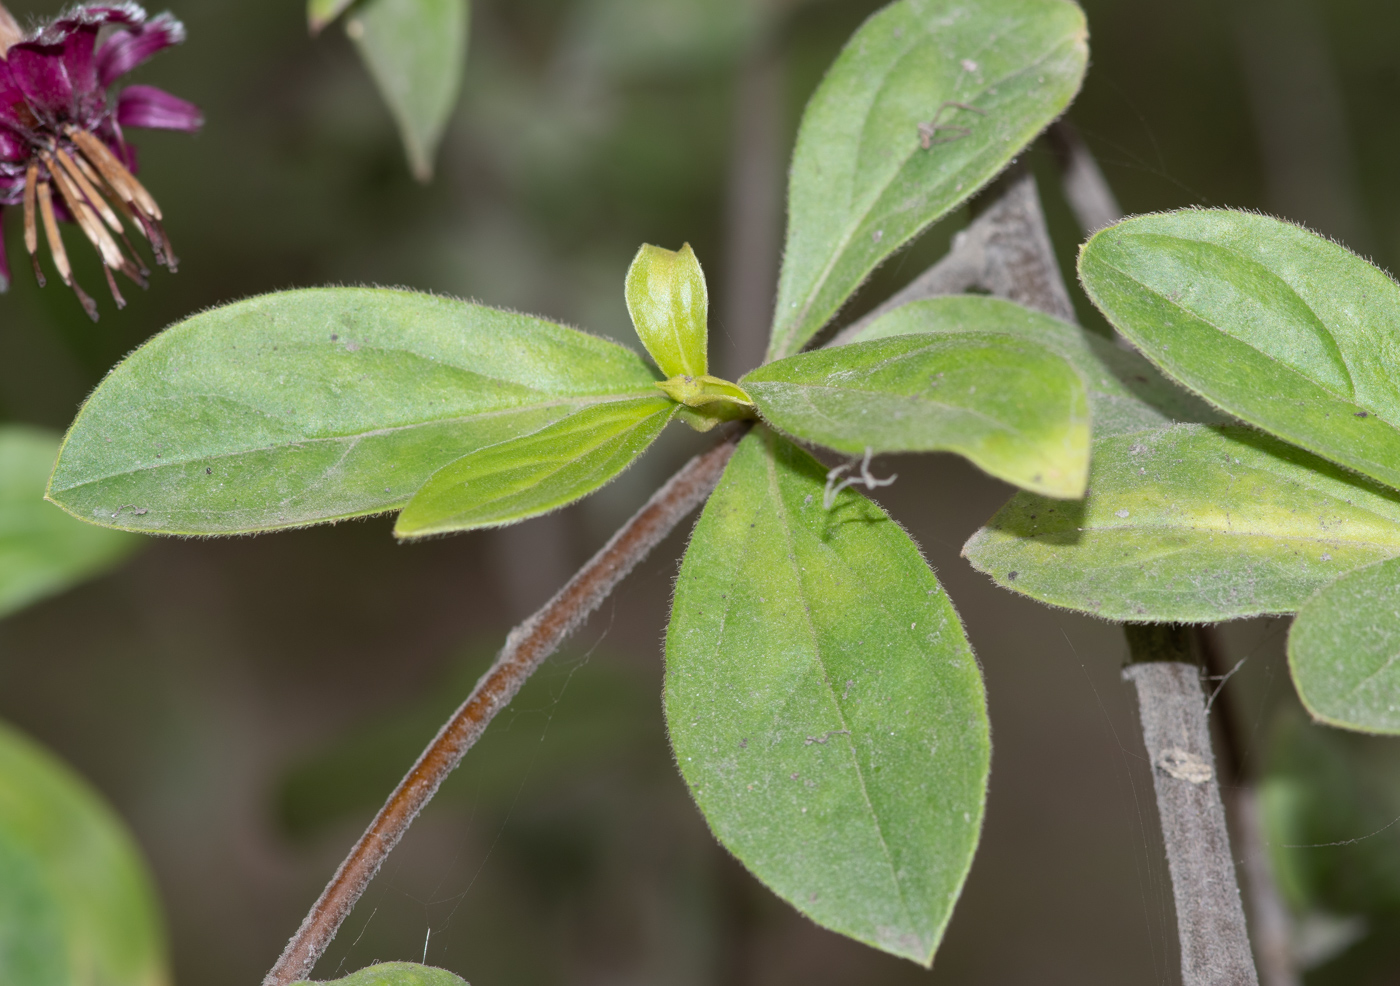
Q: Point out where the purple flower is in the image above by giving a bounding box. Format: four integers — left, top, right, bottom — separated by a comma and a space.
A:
0, 2, 200, 319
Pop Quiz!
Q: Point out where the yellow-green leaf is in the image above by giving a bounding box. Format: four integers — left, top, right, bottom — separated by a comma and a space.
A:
964, 424, 1400, 622
394, 396, 675, 537
625, 243, 708, 378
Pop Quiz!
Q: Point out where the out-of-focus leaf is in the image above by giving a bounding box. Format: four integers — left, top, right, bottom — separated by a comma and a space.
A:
291, 961, 468, 985
963, 424, 1400, 621
348, 0, 469, 182
665, 429, 988, 966
0, 719, 168, 986
852, 295, 1226, 437
744, 331, 1089, 497
768, 0, 1087, 360
308, 0, 357, 34
1289, 557, 1400, 734
571, 0, 767, 77
1262, 710, 1400, 921
1079, 209, 1400, 492
394, 397, 674, 537
48, 289, 659, 536
625, 243, 708, 378
0, 426, 138, 620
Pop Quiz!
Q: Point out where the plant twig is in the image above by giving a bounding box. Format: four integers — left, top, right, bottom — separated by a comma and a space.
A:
1046, 120, 1123, 235
262, 429, 747, 985
1124, 626, 1260, 986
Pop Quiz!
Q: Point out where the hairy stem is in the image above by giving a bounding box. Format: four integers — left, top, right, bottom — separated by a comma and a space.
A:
1124, 626, 1259, 986
262, 430, 746, 985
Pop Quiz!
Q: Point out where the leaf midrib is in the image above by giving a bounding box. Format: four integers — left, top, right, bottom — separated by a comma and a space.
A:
774, 32, 1079, 359
51, 391, 656, 494
762, 436, 921, 950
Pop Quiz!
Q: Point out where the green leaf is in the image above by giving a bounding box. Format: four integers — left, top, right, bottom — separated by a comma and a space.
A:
0, 719, 168, 986
348, 0, 469, 182
963, 424, 1400, 622
625, 243, 708, 378
768, 0, 1087, 360
394, 396, 674, 537
308, 0, 356, 34
851, 294, 1227, 437
665, 429, 988, 965
0, 426, 138, 620
1289, 556, 1400, 734
1079, 209, 1400, 492
291, 962, 468, 986
48, 288, 659, 536
745, 330, 1089, 498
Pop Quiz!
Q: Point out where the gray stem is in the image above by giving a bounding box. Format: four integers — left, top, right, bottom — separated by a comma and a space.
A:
1124, 627, 1259, 986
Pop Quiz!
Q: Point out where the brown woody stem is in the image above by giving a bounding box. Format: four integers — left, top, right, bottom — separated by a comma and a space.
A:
262, 429, 747, 985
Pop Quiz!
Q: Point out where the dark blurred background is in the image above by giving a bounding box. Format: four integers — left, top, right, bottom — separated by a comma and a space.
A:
3, 0, 1400, 983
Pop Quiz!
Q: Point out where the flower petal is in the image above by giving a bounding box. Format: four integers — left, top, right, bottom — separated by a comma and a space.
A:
96, 12, 185, 87
6, 43, 73, 115
116, 84, 201, 132
0, 126, 24, 162
0, 61, 31, 130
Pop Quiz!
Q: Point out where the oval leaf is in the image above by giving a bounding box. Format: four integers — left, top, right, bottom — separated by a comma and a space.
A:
48, 288, 660, 535
963, 424, 1400, 622
768, 0, 1087, 360
1289, 557, 1400, 735
292, 962, 468, 985
0, 427, 139, 619
625, 243, 708, 378
348, 0, 469, 181
0, 719, 168, 986
852, 294, 1226, 437
394, 396, 675, 537
745, 331, 1088, 497
666, 429, 988, 965
1079, 209, 1400, 492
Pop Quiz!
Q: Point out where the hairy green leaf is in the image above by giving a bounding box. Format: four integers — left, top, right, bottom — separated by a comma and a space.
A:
308, 0, 356, 33
0, 427, 138, 619
0, 720, 167, 986
666, 429, 988, 965
1289, 557, 1400, 735
348, 0, 469, 181
292, 962, 468, 986
744, 331, 1089, 497
625, 243, 708, 378
48, 288, 659, 536
1080, 209, 1400, 492
768, 0, 1087, 360
852, 295, 1226, 437
394, 396, 674, 537
963, 424, 1400, 622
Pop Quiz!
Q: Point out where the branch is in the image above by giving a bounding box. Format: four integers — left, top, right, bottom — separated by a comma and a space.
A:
1046, 119, 1123, 235
1123, 626, 1259, 986
262, 429, 747, 986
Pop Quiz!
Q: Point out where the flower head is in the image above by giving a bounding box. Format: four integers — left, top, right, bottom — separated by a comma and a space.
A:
0, 2, 201, 319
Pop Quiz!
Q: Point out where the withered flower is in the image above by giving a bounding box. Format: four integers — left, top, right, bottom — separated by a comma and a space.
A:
0, 2, 201, 319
